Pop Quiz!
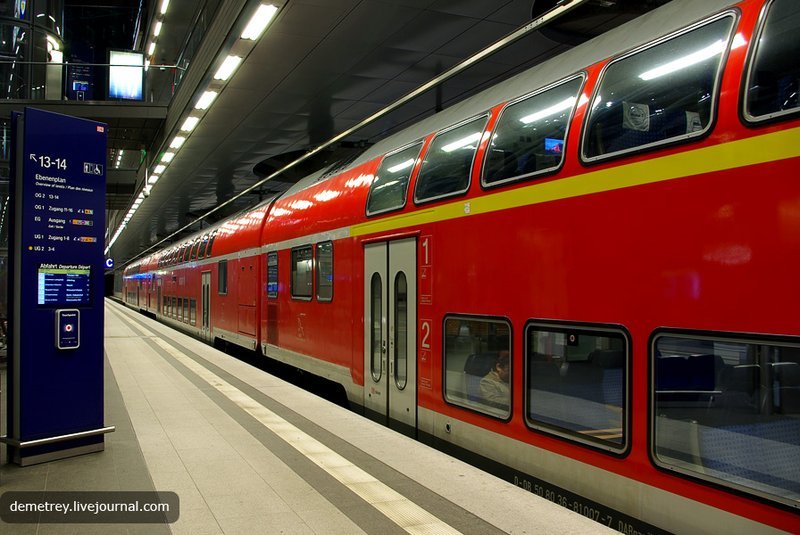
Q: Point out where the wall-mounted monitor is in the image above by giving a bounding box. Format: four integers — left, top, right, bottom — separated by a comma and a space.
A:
108, 50, 144, 101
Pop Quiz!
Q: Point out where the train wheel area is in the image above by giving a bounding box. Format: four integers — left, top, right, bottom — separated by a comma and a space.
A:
0, 299, 612, 534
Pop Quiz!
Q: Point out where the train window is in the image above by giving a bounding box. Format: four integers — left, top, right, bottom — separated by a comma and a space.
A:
218, 260, 228, 295
316, 242, 333, 302
197, 235, 208, 260
366, 142, 423, 216
190, 299, 196, 325
267, 251, 278, 299
583, 14, 735, 161
414, 115, 488, 204
189, 239, 200, 261
291, 246, 313, 300
526, 323, 628, 453
483, 76, 584, 187
652, 332, 800, 508
183, 299, 189, 323
394, 272, 408, 390
205, 231, 217, 258
744, 0, 800, 122
443, 316, 511, 419
370, 273, 382, 382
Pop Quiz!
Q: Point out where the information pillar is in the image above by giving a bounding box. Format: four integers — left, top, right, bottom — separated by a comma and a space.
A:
6, 107, 114, 465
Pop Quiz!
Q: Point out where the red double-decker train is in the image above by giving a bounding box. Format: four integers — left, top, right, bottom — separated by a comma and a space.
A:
122, 0, 800, 531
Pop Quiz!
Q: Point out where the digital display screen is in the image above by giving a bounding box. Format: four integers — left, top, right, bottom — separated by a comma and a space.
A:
37, 264, 91, 306
544, 137, 564, 154
108, 50, 144, 101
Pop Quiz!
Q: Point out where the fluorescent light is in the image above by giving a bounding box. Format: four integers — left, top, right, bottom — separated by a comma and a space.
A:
160, 0, 170, 15
46, 35, 60, 51
639, 39, 725, 81
154, 21, 162, 37
170, 136, 186, 149
195, 90, 218, 110
148, 174, 160, 184
241, 4, 278, 40
180, 116, 200, 132
441, 132, 481, 153
161, 152, 175, 162
519, 97, 576, 124
154, 165, 166, 174
214, 55, 242, 80
145, 59, 150, 71
387, 158, 415, 173
148, 42, 156, 56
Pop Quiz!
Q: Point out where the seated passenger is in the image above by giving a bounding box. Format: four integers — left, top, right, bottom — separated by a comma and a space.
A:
480, 351, 510, 410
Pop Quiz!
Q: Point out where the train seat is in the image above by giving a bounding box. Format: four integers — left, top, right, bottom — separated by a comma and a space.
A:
463, 352, 498, 402
590, 349, 625, 407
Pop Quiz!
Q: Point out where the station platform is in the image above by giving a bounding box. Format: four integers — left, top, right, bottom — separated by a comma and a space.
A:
0, 299, 613, 534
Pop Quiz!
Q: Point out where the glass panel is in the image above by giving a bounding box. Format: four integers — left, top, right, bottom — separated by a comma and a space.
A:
267, 252, 278, 298
394, 272, 408, 389
316, 242, 333, 301
527, 325, 627, 450
291, 246, 313, 299
370, 273, 383, 382
584, 16, 734, 159
444, 316, 511, 418
366, 142, 422, 215
182, 299, 188, 322
218, 260, 227, 294
653, 335, 800, 506
745, 0, 800, 120
415, 116, 487, 203
190, 299, 196, 325
483, 77, 583, 186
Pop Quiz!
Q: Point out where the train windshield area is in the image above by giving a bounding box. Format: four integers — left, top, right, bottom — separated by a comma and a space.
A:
653, 335, 800, 506
526, 325, 627, 452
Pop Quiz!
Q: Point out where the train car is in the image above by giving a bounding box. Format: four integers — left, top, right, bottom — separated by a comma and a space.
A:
123, 0, 800, 532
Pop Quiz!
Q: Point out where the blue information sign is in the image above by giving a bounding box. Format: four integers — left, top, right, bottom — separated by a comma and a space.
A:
7, 108, 113, 465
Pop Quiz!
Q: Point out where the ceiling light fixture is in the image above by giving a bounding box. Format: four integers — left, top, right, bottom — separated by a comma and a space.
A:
170, 136, 186, 149
154, 21, 162, 37
195, 90, 218, 110
161, 152, 175, 162
154, 165, 166, 174
160, 0, 170, 15
214, 55, 242, 80
241, 4, 278, 40
180, 116, 200, 132
148, 42, 156, 56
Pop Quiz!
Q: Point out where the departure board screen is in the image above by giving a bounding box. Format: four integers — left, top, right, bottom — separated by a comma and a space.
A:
37, 263, 91, 306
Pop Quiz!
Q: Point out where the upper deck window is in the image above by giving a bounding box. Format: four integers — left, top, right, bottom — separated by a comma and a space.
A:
414, 115, 488, 204
366, 142, 422, 216
483, 76, 583, 187
583, 14, 735, 161
744, 0, 800, 122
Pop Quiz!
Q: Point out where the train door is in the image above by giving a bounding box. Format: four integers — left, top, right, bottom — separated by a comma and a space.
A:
201, 271, 211, 339
364, 238, 417, 435
157, 279, 162, 315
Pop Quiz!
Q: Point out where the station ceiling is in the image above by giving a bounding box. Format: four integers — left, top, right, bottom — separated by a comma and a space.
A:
104, 0, 668, 268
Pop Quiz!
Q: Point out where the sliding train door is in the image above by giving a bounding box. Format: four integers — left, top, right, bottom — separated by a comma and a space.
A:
364, 238, 417, 436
